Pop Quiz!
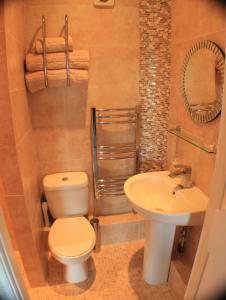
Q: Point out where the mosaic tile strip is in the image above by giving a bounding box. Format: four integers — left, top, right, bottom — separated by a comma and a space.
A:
139, 0, 171, 172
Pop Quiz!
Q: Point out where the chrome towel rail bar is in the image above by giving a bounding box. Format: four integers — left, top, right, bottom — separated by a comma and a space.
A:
95, 108, 135, 112
96, 120, 136, 125
91, 107, 139, 215
97, 113, 136, 119
97, 149, 136, 155
41, 15, 70, 88
98, 192, 125, 197
41, 16, 48, 88
97, 144, 136, 156
97, 143, 136, 150
97, 175, 133, 183
97, 155, 136, 161
98, 183, 124, 188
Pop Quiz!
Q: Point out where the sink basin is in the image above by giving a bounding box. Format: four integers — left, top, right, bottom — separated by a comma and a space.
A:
124, 171, 208, 285
124, 171, 208, 226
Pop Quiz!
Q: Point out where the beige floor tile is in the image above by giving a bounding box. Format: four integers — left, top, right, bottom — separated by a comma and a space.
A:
25, 241, 177, 300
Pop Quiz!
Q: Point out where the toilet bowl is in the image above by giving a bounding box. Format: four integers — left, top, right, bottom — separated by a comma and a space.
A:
48, 217, 96, 283
43, 172, 96, 283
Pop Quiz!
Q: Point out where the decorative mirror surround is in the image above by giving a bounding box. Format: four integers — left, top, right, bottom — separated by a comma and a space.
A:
182, 40, 225, 123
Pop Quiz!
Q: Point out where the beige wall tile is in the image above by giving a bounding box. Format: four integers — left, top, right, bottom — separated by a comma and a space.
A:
88, 83, 138, 108
0, 2, 4, 32
35, 128, 69, 163
4, 0, 24, 44
59, 0, 93, 5
0, 177, 18, 249
6, 195, 46, 286
117, 0, 139, 7
65, 85, 88, 128
24, 0, 41, 5
89, 46, 139, 85
24, 169, 41, 222
24, 5, 63, 52
5, 34, 26, 92
29, 88, 66, 129
0, 32, 24, 196
113, 6, 139, 46
0, 88, 15, 149
172, 0, 226, 44
67, 129, 91, 160
101, 220, 144, 245
0, 146, 24, 195
17, 130, 39, 190
10, 89, 32, 145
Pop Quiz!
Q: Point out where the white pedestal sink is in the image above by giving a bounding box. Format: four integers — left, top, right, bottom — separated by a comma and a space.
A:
124, 171, 208, 285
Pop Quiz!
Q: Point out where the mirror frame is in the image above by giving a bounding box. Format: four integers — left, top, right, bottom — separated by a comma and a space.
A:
181, 40, 225, 123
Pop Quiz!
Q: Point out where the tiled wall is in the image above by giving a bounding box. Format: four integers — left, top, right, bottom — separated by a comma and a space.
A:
0, 0, 46, 287
139, 0, 171, 172
168, 0, 226, 284
24, 0, 140, 215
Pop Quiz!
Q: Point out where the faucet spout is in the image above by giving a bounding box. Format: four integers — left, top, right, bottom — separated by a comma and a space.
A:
172, 164, 192, 174
172, 184, 184, 194
169, 163, 192, 177
169, 163, 193, 189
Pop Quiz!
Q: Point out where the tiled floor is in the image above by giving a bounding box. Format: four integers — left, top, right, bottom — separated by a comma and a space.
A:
28, 241, 177, 300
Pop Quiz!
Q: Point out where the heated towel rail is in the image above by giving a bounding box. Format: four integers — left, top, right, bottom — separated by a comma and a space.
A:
91, 107, 139, 215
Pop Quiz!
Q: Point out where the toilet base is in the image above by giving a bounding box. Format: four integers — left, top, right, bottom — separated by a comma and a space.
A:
64, 261, 88, 283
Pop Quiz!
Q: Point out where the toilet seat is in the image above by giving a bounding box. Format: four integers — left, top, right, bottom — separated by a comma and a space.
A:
48, 217, 96, 259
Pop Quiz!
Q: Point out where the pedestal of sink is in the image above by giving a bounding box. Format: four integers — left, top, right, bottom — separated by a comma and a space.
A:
143, 220, 176, 285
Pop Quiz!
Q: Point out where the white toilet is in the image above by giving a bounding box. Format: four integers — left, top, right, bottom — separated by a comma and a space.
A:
43, 172, 96, 283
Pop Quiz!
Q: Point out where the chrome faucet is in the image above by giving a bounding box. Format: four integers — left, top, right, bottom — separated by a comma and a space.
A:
172, 184, 184, 194
169, 164, 192, 177
169, 163, 193, 189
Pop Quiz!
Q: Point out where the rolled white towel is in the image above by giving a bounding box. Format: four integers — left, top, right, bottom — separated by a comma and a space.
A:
25, 69, 88, 93
26, 50, 90, 72
34, 36, 73, 54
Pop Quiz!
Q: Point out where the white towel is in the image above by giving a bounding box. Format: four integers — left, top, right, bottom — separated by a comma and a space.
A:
26, 50, 89, 72
25, 69, 88, 93
34, 36, 73, 54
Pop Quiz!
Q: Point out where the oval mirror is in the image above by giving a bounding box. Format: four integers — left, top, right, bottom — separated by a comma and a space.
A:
181, 40, 225, 123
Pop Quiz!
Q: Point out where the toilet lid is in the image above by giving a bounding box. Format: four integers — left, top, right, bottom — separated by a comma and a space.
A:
48, 217, 96, 257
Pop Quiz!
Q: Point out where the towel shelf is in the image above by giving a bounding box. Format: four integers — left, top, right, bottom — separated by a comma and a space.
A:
41, 15, 70, 88
168, 126, 216, 154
